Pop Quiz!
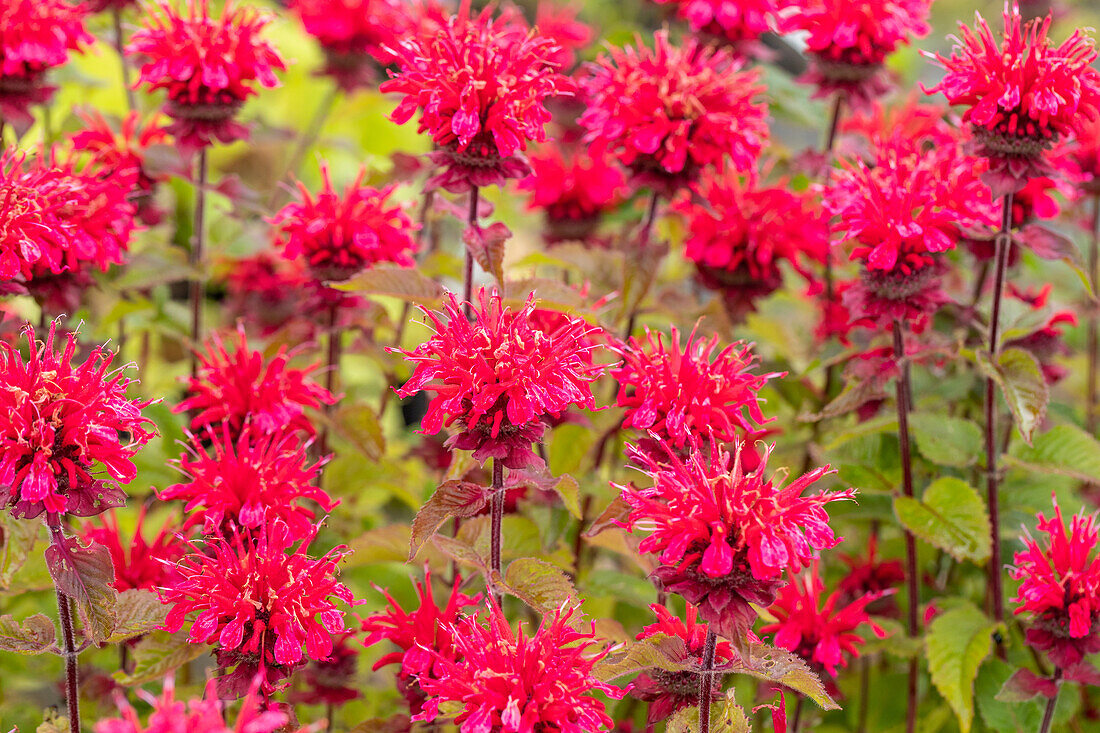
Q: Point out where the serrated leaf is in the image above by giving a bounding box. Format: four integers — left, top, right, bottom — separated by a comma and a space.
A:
550, 475, 582, 519
36, 710, 68, 733
584, 496, 631, 538
909, 413, 984, 468
346, 524, 412, 567
977, 659, 1045, 732
45, 535, 118, 644
502, 557, 578, 614
0, 614, 56, 654
329, 404, 385, 461
409, 480, 493, 560
463, 222, 510, 286
1006, 424, 1100, 483
894, 478, 991, 565
926, 601, 999, 733
0, 514, 39, 589
335, 263, 444, 304
665, 692, 750, 733
666, 705, 701, 733
106, 590, 169, 644
727, 644, 839, 711
592, 633, 693, 681
430, 533, 487, 572
977, 348, 1049, 445
113, 629, 208, 686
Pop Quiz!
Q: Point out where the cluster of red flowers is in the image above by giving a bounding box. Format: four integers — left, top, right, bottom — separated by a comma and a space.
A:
128, 0, 286, 150
653, 0, 781, 51
396, 289, 603, 469
289, 0, 405, 90
381, 3, 573, 192
81, 509, 186, 593
619, 436, 855, 639
0, 323, 155, 519
518, 145, 626, 244
580, 31, 767, 193
271, 163, 419, 282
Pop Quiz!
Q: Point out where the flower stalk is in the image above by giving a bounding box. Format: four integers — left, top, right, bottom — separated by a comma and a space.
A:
189, 148, 208, 377
48, 519, 80, 733
821, 95, 844, 399
697, 628, 717, 733
318, 301, 341, 462
1038, 668, 1063, 733
893, 319, 919, 733
464, 186, 480, 321
985, 193, 1014, 630
489, 457, 505, 604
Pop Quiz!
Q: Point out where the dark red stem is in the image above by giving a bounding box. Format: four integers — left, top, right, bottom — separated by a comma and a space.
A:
489, 458, 505, 604
985, 193, 1014, 635
1038, 668, 1063, 733
697, 628, 717, 733
821, 95, 844, 400
188, 148, 208, 377
894, 320, 919, 733
48, 521, 80, 733
463, 187, 480, 321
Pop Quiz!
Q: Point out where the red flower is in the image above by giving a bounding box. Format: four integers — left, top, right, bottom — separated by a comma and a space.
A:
610, 325, 780, 453
837, 534, 905, 611
288, 631, 361, 707
361, 571, 481, 715
518, 144, 626, 243
534, 1, 593, 70
161, 424, 334, 537
630, 604, 736, 724
395, 289, 604, 469
761, 562, 890, 677
1065, 115, 1100, 194
0, 323, 155, 519
1010, 498, 1100, 667
618, 435, 855, 639
0, 0, 91, 128
785, 0, 932, 107
672, 168, 829, 321
271, 162, 419, 282
128, 0, 286, 151
162, 518, 354, 697
95, 676, 302, 733
176, 325, 336, 439
827, 138, 994, 328
415, 603, 622, 732
1004, 284, 1077, 384
653, 0, 780, 50
381, 2, 574, 193
81, 508, 186, 593
70, 110, 171, 226
289, 0, 406, 90
840, 95, 958, 155
580, 31, 767, 194
0, 151, 67, 282
925, 5, 1100, 198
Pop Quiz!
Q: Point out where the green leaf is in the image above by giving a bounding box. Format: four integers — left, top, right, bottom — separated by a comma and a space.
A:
329, 404, 385, 462
114, 630, 208, 686
502, 557, 578, 614
909, 413, 984, 468
550, 474, 582, 519
725, 644, 839, 711
549, 423, 592, 477
666, 706, 701, 733
45, 536, 118, 645
977, 348, 1049, 445
592, 633, 692, 681
894, 478, 991, 565
976, 659, 1044, 732
0, 514, 39, 589
335, 263, 444, 304
1006, 424, 1100, 483
666, 691, 750, 733
0, 614, 56, 655
926, 601, 999, 733
106, 590, 169, 644
408, 480, 492, 560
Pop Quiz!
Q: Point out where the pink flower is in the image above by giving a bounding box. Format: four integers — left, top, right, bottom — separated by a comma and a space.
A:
1010, 498, 1100, 667
653, 0, 780, 49
361, 571, 481, 715
785, 0, 932, 107
0, 323, 155, 519
289, 0, 406, 90
128, 0, 286, 150
381, 2, 574, 192
271, 162, 419, 282
395, 289, 604, 469
176, 325, 336, 439
162, 518, 354, 696
518, 144, 626, 243
630, 604, 737, 724
0, 151, 67, 281
161, 424, 335, 537
415, 603, 622, 732
761, 562, 890, 677
672, 168, 829, 321
610, 325, 780, 453
69, 110, 171, 226
925, 5, 1100, 197
618, 435, 855, 640
80, 508, 186, 593
0, 0, 91, 127
580, 31, 767, 194
94, 676, 300, 733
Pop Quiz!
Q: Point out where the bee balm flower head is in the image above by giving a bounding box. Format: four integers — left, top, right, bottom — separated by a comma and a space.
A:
289, 0, 407, 91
